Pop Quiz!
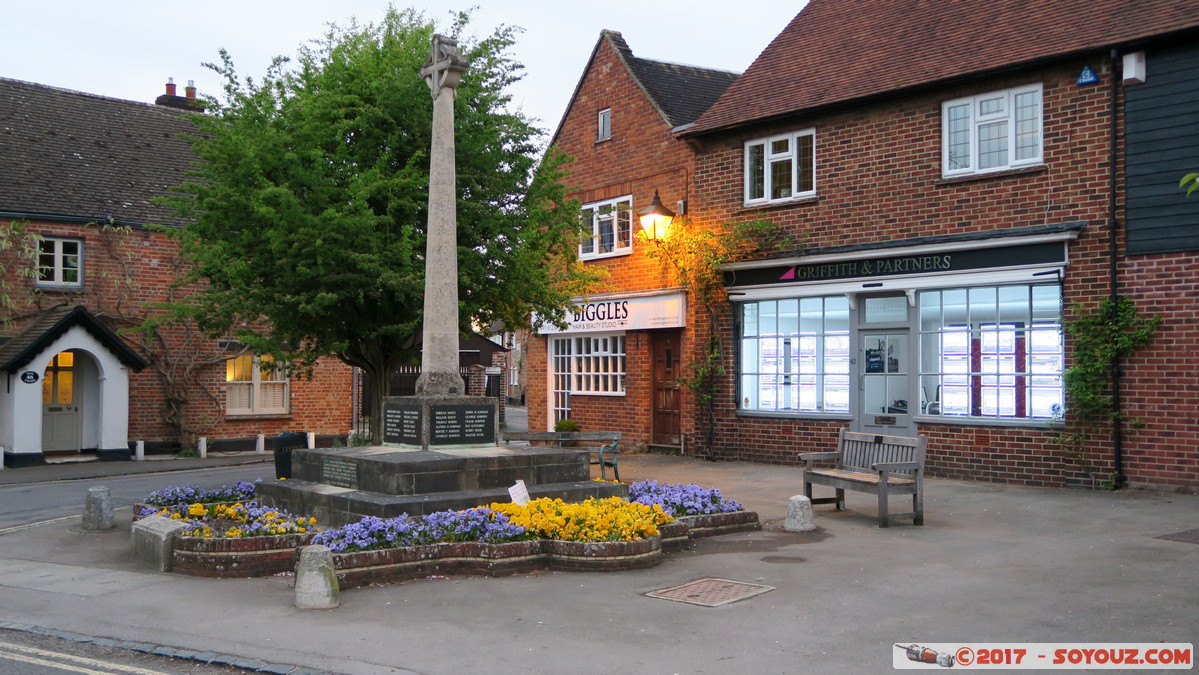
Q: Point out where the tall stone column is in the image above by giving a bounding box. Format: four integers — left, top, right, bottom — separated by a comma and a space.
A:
416, 34, 469, 396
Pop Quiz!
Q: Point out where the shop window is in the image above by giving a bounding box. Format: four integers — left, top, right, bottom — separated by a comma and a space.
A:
578, 196, 633, 260
738, 297, 850, 413
942, 84, 1042, 177
37, 237, 83, 288
744, 129, 815, 205
226, 354, 289, 415
571, 333, 626, 395
551, 337, 572, 422
919, 284, 1062, 419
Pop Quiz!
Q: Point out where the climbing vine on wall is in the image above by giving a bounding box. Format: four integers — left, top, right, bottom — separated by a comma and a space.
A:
1056, 294, 1159, 485
0, 220, 41, 324
641, 217, 791, 459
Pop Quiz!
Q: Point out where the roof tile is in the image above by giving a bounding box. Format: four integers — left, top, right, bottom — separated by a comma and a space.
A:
690, 0, 1199, 135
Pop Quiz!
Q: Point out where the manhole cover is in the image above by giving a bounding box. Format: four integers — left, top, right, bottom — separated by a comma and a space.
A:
1157, 528, 1199, 544
646, 578, 775, 607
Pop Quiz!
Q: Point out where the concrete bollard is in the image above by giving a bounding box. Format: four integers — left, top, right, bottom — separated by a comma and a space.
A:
82, 486, 115, 531
306, 432, 315, 449
134, 440, 145, 461
197, 437, 207, 459
785, 495, 817, 532
255, 433, 265, 454
295, 545, 340, 609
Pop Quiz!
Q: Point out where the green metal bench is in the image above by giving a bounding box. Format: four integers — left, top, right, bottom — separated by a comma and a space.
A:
503, 431, 622, 481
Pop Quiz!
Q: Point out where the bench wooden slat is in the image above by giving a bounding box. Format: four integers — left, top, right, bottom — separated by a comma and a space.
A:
801, 428, 927, 527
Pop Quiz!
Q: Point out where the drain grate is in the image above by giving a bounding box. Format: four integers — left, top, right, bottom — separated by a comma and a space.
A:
1157, 528, 1199, 545
646, 577, 776, 607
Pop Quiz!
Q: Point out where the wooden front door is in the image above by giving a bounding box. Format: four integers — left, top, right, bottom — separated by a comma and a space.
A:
42, 351, 82, 452
652, 331, 682, 445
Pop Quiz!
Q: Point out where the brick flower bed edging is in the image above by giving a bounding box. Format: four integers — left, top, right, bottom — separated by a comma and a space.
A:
657, 520, 691, 552
330, 540, 545, 588
160, 509, 760, 581
675, 511, 761, 538
171, 532, 316, 578
543, 536, 662, 572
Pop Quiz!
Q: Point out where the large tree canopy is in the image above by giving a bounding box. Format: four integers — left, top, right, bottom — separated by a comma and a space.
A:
166, 8, 597, 437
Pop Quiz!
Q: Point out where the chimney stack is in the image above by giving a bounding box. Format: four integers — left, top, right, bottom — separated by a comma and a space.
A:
155, 77, 205, 112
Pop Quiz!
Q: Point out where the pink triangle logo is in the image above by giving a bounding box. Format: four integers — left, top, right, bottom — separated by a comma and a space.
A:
779, 267, 796, 280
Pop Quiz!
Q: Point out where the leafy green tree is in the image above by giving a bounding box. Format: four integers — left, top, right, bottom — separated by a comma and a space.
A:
164, 9, 597, 439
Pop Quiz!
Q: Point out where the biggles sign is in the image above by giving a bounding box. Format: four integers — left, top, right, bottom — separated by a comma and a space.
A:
537, 293, 686, 334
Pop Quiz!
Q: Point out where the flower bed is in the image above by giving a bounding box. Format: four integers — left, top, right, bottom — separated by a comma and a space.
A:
133, 481, 260, 522
137, 480, 756, 580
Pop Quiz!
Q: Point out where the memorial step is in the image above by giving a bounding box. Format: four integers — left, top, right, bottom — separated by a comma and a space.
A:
257, 478, 628, 526
288, 445, 593, 496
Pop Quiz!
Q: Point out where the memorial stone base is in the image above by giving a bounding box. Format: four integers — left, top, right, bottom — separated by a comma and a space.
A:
257, 444, 628, 527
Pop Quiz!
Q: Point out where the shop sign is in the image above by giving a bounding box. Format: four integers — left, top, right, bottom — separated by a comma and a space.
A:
725, 242, 1066, 288
537, 293, 686, 334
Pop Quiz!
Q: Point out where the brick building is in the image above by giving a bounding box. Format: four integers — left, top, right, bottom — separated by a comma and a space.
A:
539, 2, 1199, 491
525, 31, 737, 450
0, 78, 353, 467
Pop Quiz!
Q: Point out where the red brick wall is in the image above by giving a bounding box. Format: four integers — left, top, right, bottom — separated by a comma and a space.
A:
2, 219, 352, 444
531, 36, 700, 447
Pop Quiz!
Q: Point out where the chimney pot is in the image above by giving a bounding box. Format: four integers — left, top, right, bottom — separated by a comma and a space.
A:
165, 77, 176, 96
185, 79, 196, 99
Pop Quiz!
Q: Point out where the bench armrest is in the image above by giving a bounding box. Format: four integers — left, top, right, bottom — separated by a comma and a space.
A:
871, 461, 920, 472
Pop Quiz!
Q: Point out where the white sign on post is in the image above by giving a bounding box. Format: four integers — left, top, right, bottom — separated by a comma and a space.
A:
508, 479, 530, 506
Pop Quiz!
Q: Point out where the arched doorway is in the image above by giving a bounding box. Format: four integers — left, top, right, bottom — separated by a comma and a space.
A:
40, 349, 102, 455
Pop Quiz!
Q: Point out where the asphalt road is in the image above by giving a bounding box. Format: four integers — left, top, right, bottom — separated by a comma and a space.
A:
0, 465, 277, 531
0, 628, 243, 674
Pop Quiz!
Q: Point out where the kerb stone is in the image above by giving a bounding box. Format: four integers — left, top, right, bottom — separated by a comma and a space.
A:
131, 515, 189, 571
294, 545, 339, 610
82, 486, 114, 531
785, 495, 817, 532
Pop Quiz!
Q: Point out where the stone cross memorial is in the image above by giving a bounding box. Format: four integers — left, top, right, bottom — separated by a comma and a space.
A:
254, 34, 626, 524
381, 34, 498, 449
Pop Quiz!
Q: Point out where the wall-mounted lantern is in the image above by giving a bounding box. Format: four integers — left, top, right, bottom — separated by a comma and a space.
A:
638, 189, 676, 241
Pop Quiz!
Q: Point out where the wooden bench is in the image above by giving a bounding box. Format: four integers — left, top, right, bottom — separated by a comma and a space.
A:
503, 431, 622, 481
799, 429, 927, 527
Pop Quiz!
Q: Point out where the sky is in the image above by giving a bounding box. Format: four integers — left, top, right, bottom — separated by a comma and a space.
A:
1, 1, 803, 141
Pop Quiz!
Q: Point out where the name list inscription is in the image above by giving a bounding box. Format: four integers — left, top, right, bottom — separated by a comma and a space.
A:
430, 404, 495, 445
383, 403, 422, 445
322, 457, 358, 489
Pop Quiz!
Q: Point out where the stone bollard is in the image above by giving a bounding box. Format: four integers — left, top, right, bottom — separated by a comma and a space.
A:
784, 495, 816, 532
82, 486, 115, 531
294, 545, 339, 610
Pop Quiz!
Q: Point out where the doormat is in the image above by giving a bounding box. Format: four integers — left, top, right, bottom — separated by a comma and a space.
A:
1156, 528, 1199, 545
646, 577, 775, 607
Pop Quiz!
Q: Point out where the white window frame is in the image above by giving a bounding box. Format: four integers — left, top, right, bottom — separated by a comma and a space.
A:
942, 84, 1043, 178
570, 333, 626, 396
226, 354, 290, 416
36, 236, 83, 289
738, 297, 850, 414
743, 129, 816, 206
597, 108, 611, 142
578, 195, 633, 260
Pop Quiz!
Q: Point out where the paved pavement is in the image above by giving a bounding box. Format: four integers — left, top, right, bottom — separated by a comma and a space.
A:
0, 425, 1196, 673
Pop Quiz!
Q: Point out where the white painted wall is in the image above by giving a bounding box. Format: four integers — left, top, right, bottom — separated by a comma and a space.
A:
2, 325, 131, 455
